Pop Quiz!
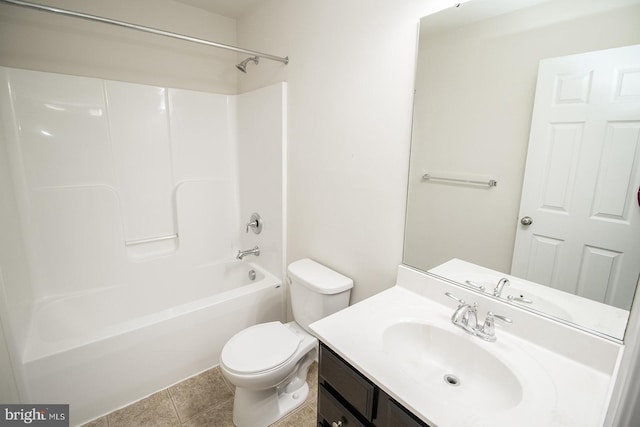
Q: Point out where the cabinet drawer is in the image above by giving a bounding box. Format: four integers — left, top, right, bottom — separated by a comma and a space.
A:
319, 384, 367, 427
319, 344, 375, 420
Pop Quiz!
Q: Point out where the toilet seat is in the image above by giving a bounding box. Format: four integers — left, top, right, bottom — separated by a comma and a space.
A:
221, 321, 303, 374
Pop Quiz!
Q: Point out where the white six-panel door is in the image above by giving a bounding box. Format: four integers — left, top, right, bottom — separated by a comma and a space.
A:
511, 45, 640, 310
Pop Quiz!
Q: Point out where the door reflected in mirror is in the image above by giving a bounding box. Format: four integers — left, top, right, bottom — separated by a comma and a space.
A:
404, 0, 640, 341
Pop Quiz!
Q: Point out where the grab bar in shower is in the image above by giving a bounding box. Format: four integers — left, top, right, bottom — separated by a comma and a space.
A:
125, 234, 178, 246
422, 173, 497, 188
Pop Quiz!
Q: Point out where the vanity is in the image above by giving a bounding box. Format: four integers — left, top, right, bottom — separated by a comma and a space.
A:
317, 343, 427, 427
309, 265, 623, 427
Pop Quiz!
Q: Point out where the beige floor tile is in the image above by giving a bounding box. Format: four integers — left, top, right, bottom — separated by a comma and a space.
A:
270, 403, 317, 427
80, 416, 107, 427
168, 367, 233, 423
306, 362, 318, 409
108, 390, 179, 427
218, 370, 235, 396
180, 398, 234, 427
87, 361, 318, 426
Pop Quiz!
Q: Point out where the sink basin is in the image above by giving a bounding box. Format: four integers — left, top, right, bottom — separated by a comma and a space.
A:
383, 320, 523, 412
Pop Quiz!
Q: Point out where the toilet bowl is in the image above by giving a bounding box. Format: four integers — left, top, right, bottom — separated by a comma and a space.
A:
219, 258, 353, 427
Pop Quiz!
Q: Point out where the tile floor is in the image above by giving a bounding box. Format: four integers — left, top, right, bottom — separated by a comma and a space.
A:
81, 363, 318, 427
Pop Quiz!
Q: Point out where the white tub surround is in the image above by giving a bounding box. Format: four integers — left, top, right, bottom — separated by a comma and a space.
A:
27, 262, 281, 425
0, 66, 287, 425
310, 265, 623, 427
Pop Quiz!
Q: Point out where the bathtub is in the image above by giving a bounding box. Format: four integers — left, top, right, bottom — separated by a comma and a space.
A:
20, 260, 284, 426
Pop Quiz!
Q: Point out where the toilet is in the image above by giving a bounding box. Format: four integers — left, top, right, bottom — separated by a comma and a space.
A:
220, 258, 353, 427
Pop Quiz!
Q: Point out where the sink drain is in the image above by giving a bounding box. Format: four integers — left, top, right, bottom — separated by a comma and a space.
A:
443, 374, 460, 387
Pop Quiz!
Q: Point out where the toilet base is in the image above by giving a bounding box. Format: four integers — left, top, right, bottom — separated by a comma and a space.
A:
232, 381, 309, 427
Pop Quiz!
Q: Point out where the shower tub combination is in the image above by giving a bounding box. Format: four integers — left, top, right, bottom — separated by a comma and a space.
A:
23, 261, 283, 425
0, 65, 286, 426
13, 226, 287, 427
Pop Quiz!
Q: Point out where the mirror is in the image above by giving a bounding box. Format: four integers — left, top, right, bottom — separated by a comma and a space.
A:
404, 0, 640, 341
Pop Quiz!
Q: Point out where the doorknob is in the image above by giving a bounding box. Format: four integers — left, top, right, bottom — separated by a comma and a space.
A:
520, 216, 533, 226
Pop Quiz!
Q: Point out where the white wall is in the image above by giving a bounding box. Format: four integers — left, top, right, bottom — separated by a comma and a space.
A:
236, 0, 456, 304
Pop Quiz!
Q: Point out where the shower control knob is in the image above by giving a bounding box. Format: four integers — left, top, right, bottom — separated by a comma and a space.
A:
520, 216, 533, 226
331, 420, 344, 427
245, 212, 263, 234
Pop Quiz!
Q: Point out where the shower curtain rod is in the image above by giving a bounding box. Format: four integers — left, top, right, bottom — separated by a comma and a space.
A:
0, 0, 289, 65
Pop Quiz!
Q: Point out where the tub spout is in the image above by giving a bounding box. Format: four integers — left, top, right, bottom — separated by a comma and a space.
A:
237, 246, 260, 260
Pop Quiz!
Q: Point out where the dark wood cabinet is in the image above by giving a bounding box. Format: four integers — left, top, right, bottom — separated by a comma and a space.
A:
318, 343, 430, 427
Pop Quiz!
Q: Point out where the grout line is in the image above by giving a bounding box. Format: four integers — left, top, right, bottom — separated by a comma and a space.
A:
166, 387, 183, 424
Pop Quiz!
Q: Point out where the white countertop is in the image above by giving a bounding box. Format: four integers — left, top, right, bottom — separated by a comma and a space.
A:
310, 266, 623, 427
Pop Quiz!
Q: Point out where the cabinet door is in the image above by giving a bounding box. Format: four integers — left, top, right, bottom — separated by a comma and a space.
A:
375, 390, 430, 427
319, 344, 375, 421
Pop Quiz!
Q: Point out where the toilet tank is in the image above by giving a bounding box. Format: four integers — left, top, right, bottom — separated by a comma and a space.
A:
287, 258, 353, 333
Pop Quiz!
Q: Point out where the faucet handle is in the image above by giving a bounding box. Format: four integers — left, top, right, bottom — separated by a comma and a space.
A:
483, 312, 512, 330
445, 292, 465, 306
477, 312, 512, 342
245, 213, 263, 234
465, 280, 486, 292
489, 312, 512, 324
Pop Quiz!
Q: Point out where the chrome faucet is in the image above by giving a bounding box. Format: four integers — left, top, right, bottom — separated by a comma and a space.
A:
236, 246, 260, 260
445, 292, 512, 341
493, 277, 510, 297
446, 293, 478, 335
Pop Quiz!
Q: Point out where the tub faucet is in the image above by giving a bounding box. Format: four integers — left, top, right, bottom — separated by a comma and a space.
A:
237, 246, 260, 260
493, 277, 510, 297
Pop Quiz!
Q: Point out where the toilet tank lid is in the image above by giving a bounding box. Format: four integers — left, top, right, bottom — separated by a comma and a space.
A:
288, 258, 354, 294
